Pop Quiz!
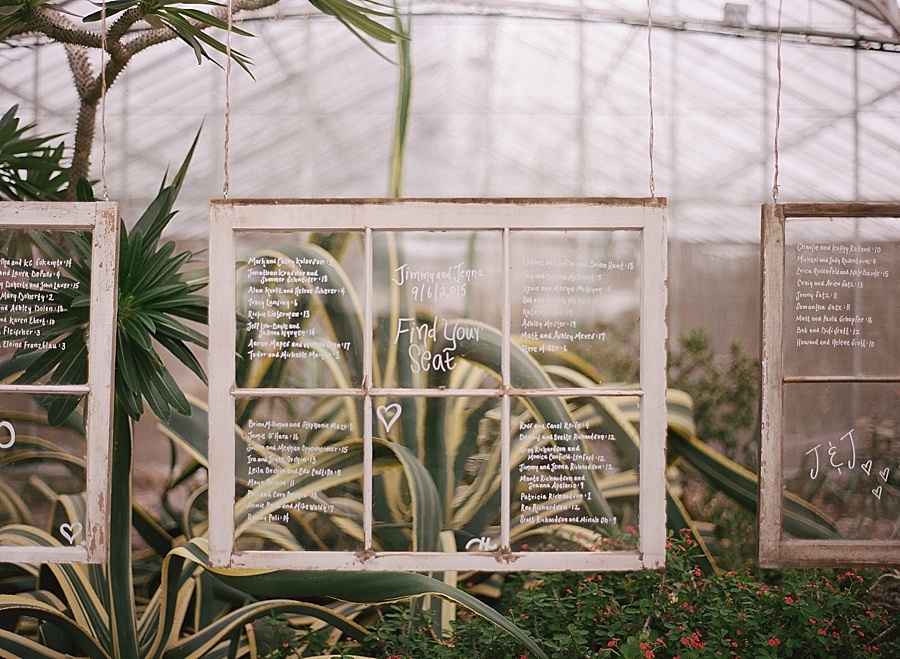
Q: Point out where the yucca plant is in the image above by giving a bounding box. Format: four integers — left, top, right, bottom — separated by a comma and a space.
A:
0, 105, 68, 202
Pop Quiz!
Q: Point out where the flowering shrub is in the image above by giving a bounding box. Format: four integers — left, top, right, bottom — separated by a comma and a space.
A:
251, 612, 334, 658
359, 530, 898, 658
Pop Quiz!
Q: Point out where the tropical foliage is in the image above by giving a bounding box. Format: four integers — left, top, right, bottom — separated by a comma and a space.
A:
0, 152, 548, 658
0, 149, 841, 659
0, 1, 854, 656
0, 0, 405, 194
0, 1, 549, 657
0, 106, 68, 202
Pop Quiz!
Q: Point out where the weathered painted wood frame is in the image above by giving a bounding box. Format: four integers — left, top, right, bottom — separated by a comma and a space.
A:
759, 202, 900, 568
208, 199, 667, 571
0, 202, 118, 564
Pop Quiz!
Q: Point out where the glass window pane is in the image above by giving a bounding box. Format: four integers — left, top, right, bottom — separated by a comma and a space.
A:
235, 231, 366, 389
1, 229, 92, 385
0, 393, 87, 546
511, 395, 636, 552
374, 230, 502, 390
237, 395, 364, 553
783, 382, 899, 541
783, 217, 900, 378
509, 230, 642, 384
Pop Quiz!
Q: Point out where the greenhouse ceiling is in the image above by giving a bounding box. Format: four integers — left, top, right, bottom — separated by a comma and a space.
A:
1, 0, 899, 242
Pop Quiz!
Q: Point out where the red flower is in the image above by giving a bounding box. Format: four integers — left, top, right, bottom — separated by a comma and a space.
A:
768, 638, 781, 646
784, 596, 794, 604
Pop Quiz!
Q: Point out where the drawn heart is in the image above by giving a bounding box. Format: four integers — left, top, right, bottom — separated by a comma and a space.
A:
376, 404, 402, 433
872, 486, 883, 500
60, 522, 83, 545
880, 467, 890, 483
861, 460, 872, 476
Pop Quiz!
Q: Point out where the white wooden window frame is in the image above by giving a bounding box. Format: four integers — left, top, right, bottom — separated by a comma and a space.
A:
0, 202, 118, 564
209, 199, 667, 571
759, 202, 900, 568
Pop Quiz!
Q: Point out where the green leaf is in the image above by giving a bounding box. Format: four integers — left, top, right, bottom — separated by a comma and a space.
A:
162, 600, 366, 659
0, 106, 67, 200
431, 319, 616, 523
132, 130, 199, 243
176, 539, 549, 659
108, 401, 139, 658
174, 7, 253, 37
665, 484, 717, 574
668, 427, 840, 539
0, 625, 106, 659
305, 0, 407, 62
155, 334, 207, 384
160, 12, 253, 74
155, 396, 216, 465
81, 0, 139, 22
132, 501, 176, 558
375, 439, 441, 552
121, 313, 154, 352
75, 176, 95, 201
387, 1, 411, 198
150, 365, 192, 417
0, 529, 113, 652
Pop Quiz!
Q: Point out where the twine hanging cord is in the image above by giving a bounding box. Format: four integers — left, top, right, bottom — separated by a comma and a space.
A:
100, 0, 109, 201
223, 0, 234, 199
772, 0, 783, 202
647, 0, 655, 199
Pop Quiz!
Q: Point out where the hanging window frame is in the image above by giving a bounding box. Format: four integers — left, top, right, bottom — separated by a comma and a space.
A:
759, 202, 900, 568
208, 198, 667, 571
0, 202, 118, 564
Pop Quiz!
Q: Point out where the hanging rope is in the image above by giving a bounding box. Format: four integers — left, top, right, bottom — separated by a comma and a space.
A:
100, 0, 109, 201
223, 0, 234, 198
647, 0, 656, 199
772, 0, 783, 202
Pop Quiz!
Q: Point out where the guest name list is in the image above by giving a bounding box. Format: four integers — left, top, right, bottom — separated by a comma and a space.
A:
793, 242, 888, 350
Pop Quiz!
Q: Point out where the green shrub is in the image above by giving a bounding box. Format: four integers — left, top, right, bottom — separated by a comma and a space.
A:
251, 612, 335, 658
360, 530, 899, 658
